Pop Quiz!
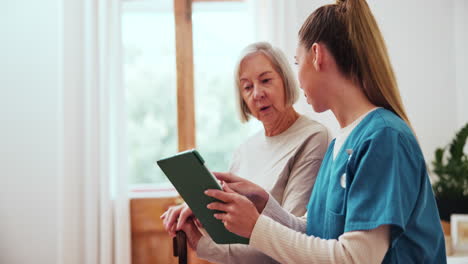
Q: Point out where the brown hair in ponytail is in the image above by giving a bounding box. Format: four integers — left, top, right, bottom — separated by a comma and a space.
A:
298, 0, 413, 129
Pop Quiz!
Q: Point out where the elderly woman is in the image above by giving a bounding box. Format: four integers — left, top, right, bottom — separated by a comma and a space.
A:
161, 42, 329, 263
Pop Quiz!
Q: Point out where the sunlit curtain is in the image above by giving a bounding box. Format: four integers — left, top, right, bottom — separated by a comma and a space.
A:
249, 0, 298, 59
81, 0, 130, 263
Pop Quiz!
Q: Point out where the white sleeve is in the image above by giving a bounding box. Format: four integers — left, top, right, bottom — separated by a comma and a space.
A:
196, 236, 281, 264
250, 215, 390, 264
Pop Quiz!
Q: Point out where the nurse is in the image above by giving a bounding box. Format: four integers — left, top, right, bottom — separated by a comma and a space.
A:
181, 0, 447, 263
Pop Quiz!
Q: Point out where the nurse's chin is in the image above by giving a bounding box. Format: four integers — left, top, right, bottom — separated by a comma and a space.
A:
309, 102, 328, 114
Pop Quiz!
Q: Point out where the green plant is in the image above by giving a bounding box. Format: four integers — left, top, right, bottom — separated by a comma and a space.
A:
432, 123, 468, 198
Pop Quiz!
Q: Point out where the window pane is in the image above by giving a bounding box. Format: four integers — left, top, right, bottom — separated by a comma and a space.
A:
193, 2, 261, 172
123, 1, 260, 187
123, 1, 177, 185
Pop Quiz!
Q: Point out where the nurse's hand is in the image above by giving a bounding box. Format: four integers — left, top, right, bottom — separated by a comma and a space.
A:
214, 172, 269, 213
205, 184, 260, 238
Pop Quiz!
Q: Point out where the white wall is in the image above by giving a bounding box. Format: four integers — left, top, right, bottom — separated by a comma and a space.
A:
371, 0, 458, 162
0, 0, 61, 263
454, 0, 468, 129
274, 0, 465, 163
59, 0, 86, 262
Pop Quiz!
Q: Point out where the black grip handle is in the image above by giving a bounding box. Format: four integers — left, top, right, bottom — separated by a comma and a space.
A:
173, 231, 187, 264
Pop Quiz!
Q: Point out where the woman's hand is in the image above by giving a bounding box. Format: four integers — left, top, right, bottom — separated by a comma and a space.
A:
160, 203, 195, 237
179, 218, 203, 250
205, 184, 260, 238
214, 172, 269, 213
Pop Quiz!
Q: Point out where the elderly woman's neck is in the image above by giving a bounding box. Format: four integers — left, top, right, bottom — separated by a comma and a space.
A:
263, 108, 299, 137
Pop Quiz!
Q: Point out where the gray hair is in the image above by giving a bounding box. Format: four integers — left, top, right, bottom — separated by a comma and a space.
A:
234, 42, 299, 123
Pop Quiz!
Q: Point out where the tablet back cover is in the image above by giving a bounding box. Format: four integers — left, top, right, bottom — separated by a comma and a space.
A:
157, 149, 249, 244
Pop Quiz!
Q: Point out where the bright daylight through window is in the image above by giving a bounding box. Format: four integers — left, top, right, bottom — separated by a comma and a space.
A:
123, 0, 260, 189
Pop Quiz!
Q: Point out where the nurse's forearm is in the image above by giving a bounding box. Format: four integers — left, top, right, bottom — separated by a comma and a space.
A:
196, 196, 307, 264
250, 216, 390, 264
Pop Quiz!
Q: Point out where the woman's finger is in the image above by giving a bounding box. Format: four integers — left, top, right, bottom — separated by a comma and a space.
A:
169, 223, 177, 237
162, 209, 169, 227
176, 207, 193, 230
205, 189, 237, 202
160, 211, 167, 219
165, 207, 180, 230
194, 218, 203, 228
163, 211, 171, 229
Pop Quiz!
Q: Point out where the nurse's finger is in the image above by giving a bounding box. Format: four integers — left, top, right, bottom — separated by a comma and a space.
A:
213, 213, 228, 220
213, 172, 244, 183
207, 201, 231, 212
205, 189, 237, 203
222, 182, 236, 193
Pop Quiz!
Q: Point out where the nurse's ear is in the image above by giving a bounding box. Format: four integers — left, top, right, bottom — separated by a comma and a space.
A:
310, 43, 323, 71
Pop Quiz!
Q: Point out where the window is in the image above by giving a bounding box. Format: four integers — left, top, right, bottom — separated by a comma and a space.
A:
193, 2, 260, 172
123, 0, 260, 189
123, 0, 177, 186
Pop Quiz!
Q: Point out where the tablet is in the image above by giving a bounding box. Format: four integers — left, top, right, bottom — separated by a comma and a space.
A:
156, 149, 249, 244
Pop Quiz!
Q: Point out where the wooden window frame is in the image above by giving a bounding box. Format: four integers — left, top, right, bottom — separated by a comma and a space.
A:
174, 0, 242, 152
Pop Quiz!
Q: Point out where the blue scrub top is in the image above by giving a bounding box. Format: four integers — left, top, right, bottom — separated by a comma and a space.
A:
306, 108, 446, 263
